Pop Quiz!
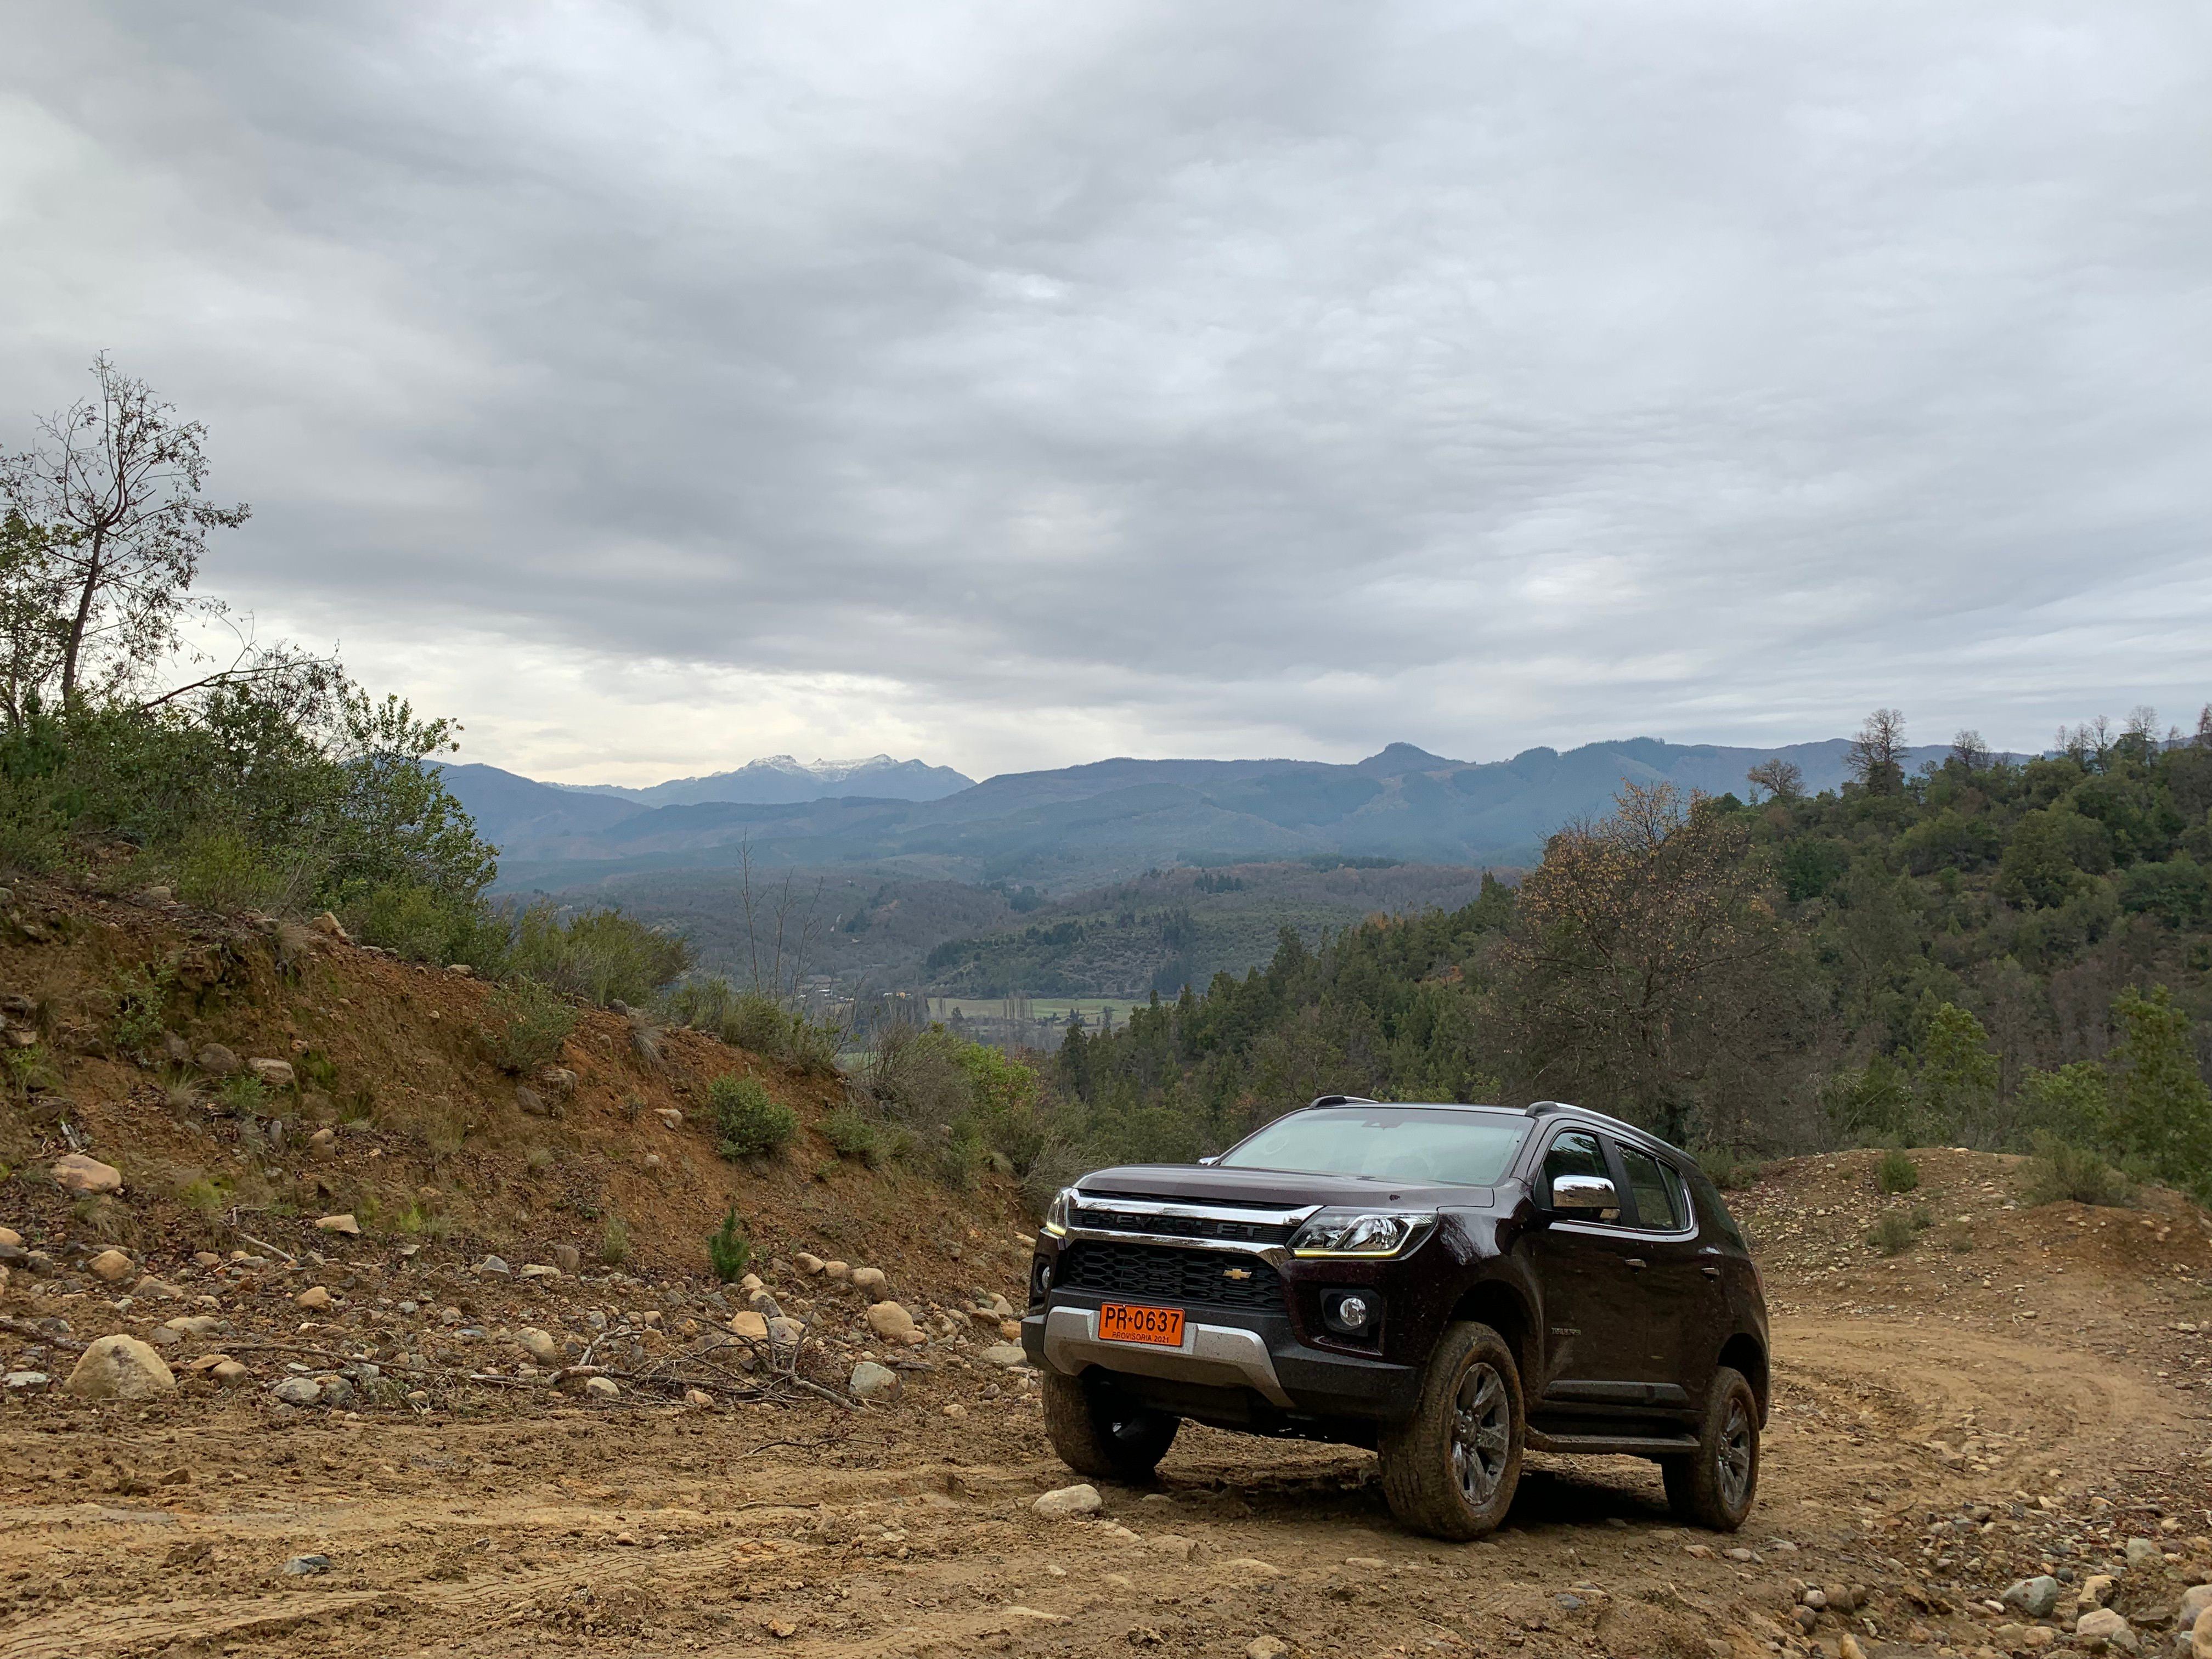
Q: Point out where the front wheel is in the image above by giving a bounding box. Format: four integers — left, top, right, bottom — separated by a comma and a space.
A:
1378, 1321, 1525, 1541
1040, 1370, 1179, 1481
1661, 1365, 1759, 1530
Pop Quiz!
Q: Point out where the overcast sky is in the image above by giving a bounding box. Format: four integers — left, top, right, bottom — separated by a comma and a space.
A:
4, 2, 2208, 784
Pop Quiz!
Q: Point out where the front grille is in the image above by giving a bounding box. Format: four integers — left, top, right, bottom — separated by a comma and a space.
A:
1057, 1242, 1285, 1312
1073, 1206, 1293, 1244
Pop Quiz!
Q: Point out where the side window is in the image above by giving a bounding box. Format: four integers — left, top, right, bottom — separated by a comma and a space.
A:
1618, 1146, 1685, 1231
1541, 1131, 1620, 1223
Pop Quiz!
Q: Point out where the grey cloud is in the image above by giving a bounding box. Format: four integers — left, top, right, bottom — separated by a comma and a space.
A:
3, 0, 2208, 777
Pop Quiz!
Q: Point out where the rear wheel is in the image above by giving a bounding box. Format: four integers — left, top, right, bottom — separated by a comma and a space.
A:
1040, 1370, 1180, 1481
1661, 1365, 1759, 1530
1378, 1321, 1524, 1541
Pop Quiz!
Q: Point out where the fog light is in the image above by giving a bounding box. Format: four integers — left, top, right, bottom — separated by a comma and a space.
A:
1323, 1291, 1376, 1336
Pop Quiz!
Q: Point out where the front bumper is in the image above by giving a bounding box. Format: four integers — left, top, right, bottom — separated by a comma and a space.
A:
1022, 1297, 1420, 1423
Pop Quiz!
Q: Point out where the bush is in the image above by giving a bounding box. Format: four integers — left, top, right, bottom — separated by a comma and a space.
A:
2022, 1133, 2134, 1207
172, 826, 293, 913
483, 979, 577, 1074
1694, 1144, 1757, 1190
710, 1074, 797, 1158
1869, 1210, 1915, 1256
1877, 1149, 1920, 1194
660, 977, 843, 1075
342, 881, 512, 972
707, 1205, 751, 1282
214, 1072, 269, 1119
599, 1215, 631, 1265
109, 964, 169, 1057
511, 903, 692, 1008
819, 1105, 887, 1168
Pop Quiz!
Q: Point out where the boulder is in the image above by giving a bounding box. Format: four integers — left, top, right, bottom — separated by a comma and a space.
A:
980, 1342, 1030, 1369
729, 1311, 770, 1340
247, 1058, 295, 1088
87, 1248, 135, 1283
519, 1263, 559, 1279
514, 1328, 559, 1364
50, 1154, 122, 1195
0, 1227, 19, 1248
1248, 1640, 1289, 1659
865, 1302, 922, 1345
163, 1316, 221, 1337
295, 1285, 334, 1310
1034, 1483, 1102, 1519
2126, 1538, 2164, 1570
849, 1361, 900, 1401
2084, 1575, 2119, 1608
551, 1244, 581, 1273
794, 1252, 825, 1275
63, 1335, 177, 1401
2195, 1606, 2212, 1659
271, 1376, 321, 1406
211, 1361, 251, 1388
2181, 1587, 2212, 1628
583, 1375, 619, 1400
850, 1266, 889, 1297
314, 1214, 360, 1236
766, 1317, 804, 1347
822, 1260, 851, 1281
2076, 1608, 2132, 1646
2002, 1577, 2062, 1619
195, 1044, 241, 1076
654, 1107, 682, 1130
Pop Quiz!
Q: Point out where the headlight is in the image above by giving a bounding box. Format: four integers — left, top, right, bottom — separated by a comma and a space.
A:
1041, 1187, 1077, 1238
1289, 1209, 1436, 1258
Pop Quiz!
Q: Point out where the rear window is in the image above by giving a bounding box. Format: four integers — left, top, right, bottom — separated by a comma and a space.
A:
1218, 1107, 1528, 1186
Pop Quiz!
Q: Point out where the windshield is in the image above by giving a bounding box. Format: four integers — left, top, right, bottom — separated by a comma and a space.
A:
1217, 1106, 1528, 1186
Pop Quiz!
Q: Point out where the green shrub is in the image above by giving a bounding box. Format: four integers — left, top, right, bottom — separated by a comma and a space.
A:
483, 979, 577, 1074
707, 1205, 752, 1282
172, 826, 292, 912
710, 1074, 797, 1158
109, 963, 170, 1057
819, 1105, 887, 1168
599, 1215, 631, 1266
1694, 1144, 1756, 1190
660, 977, 842, 1075
1869, 1211, 1915, 1256
215, 1072, 269, 1119
511, 902, 692, 1008
2022, 1133, 2134, 1207
1877, 1149, 1920, 1194
342, 881, 512, 972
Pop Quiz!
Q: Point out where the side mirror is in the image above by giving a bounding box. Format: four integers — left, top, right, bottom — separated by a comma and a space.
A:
1197, 1155, 1220, 1166
1550, 1173, 1619, 1215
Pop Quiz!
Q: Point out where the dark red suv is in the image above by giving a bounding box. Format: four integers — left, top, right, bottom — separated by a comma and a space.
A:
1020, 1097, 1768, 1539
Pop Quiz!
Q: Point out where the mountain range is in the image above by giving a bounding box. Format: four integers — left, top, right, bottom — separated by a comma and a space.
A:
549, 754, 973, 807
446, 735, 1973, 894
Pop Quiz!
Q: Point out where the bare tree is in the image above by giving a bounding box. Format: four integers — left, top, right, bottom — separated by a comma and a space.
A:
0, 357, 249, 707
1743, 757, 1804, 803
1950, 729, 1990, 771
1844, 708, 1907, 794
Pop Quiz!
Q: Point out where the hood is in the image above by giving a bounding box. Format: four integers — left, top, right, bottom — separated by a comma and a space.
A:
1076, 1162, 1498, 1212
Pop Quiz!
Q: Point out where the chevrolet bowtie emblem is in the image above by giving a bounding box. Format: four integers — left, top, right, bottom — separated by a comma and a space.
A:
1222, 1267, 1252, 1280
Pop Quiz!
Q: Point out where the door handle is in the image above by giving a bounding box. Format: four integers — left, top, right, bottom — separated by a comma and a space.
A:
1624, 1258, 1647, 1271
1701, 1264, 1720, 1279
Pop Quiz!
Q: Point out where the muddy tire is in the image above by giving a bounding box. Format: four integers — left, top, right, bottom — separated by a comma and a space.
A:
1040, 1370, 1179, 1481
1377, 1321, 1524, 1541
1661, 1365, 1759, 1531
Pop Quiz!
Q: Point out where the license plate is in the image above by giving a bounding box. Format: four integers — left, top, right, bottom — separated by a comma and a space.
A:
1098, 1302, 1184, 1347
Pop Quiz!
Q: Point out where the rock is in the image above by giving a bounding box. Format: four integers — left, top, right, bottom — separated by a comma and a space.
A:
308, 1127, 337, 1160
282, 1555, 331, 1575
822, 1260, 851, 1280
476, 1255, 511, 1276
311, 911, 349, 940
3, 1372, 50, 1391
50, 1153, 122, 1195
2129, 1539, 2166, 1570
195, 1044, 241, 1076
584, 1375, 619, 1399
2085, 1576, 2119, 1608
2079, 1608, 2133, 1644
247, 1058, 295, 1087
318, 1375, 357, 1409
2181, 1588, 2212, 1628
271, 1376, 322, 1406
133, 1277, 182, 1300
0, 1227, 19, 1248
514, 1328, 558, 1364
738, 1272, 764, 1292
538, 1066, 577, 1097
990, 1294, 1016, 1320
1033, 1483, 1102, 1519
164, 1315, 221, 1336
980, 1342, 1030, 1369
211, 1361, 251, 1388
849, 1361, 900, 1401
766, 1317, 804, 1347
1247, 1640, 1289, 1659
865, 1302, 922, 1345
943, 1402, 967, 1418
1224, 1558, 1284, 1578
795, 1252, 825, 1274
295, 1285, 334, 1310
851, 1266, 889, 1297
87, 1248, 135, 1283
729, 1311, 770, 1340
314, 1213, 360, 1236
654, 1107, 682, 1129
63, 1335, 177, 1401
684, 1389, 715, 1409
1000, 1319, 1022, 1340
552, 1244, 580, 1273
2004, 1577, 2062, 1619
2194, 1606, 2212, 1659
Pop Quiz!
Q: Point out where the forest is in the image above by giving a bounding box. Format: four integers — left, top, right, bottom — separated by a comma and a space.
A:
1043, 712, 2212, 1205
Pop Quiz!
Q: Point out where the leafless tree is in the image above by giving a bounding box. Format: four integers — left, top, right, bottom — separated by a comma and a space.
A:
1845, 708, 1907, 794
1744, 757, 1804, 802
1950, 729, 1990, 771
0, 357, 250, 707
733, 833, 828, 1003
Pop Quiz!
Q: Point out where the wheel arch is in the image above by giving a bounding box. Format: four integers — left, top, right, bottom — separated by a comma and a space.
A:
1718, 1331, 1769, 1424
1447, 1280, 1538, 1396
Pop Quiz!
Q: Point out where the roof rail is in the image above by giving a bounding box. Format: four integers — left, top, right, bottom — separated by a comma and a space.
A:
1309, 1094, 1379, 1109
1524, 1099, 1690, 1155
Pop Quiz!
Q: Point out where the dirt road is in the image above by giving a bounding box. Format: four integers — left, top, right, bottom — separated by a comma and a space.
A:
3, 1152, 2210, 1659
